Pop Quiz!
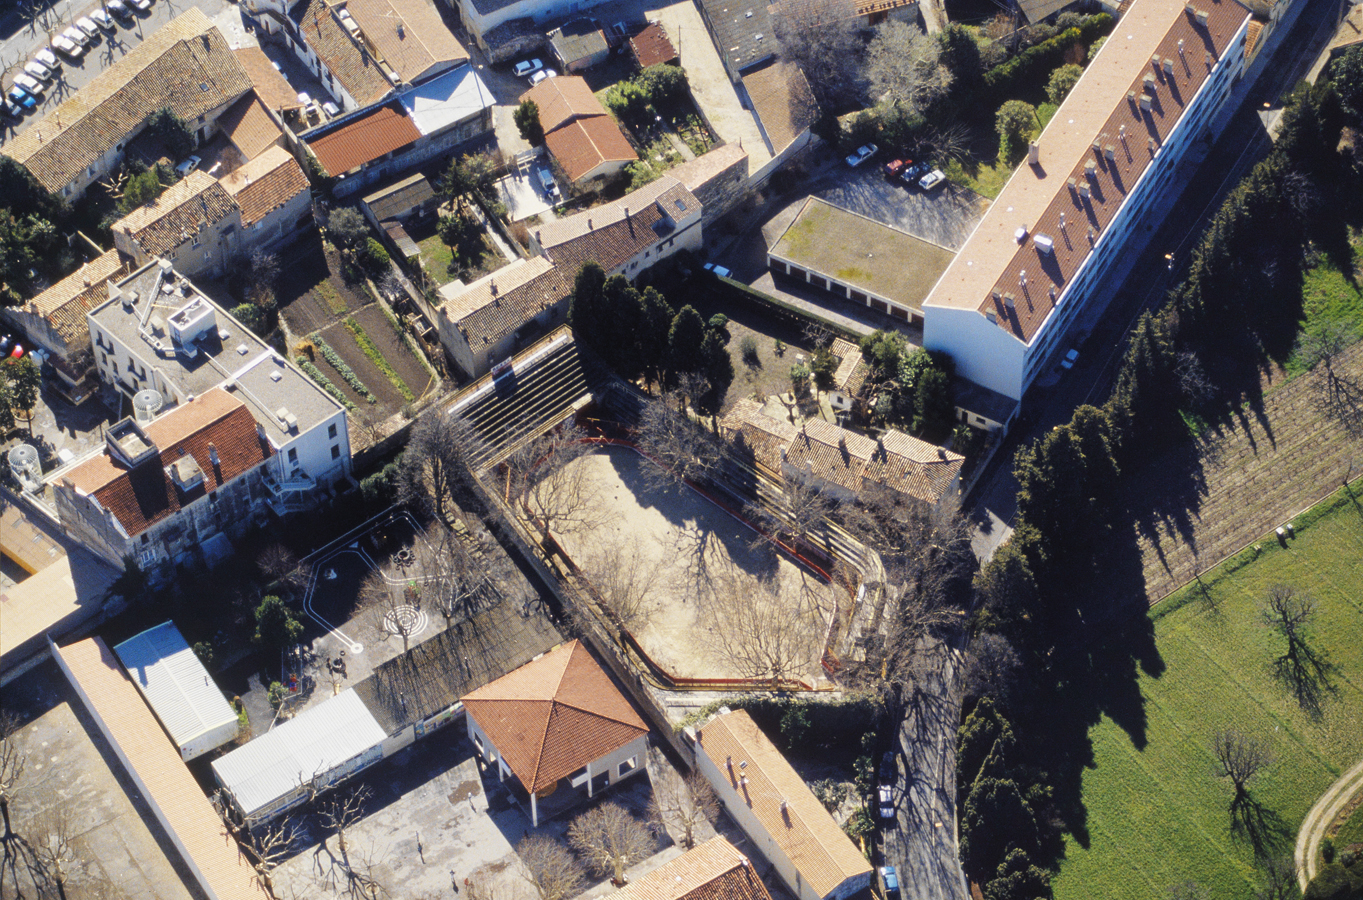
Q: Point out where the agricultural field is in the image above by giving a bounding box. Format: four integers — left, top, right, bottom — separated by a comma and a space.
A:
1051, 487, 1363, 900
274, 233, 435, 421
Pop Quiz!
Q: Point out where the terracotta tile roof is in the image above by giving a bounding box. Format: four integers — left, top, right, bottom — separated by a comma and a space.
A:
233, 47, 302, 111
223, 146, 310, 226
617, 838, 774, 900
217, 91, 283, 161
521, 75, 607, 132
544, 115, 637, 182
113, 171, 239, 258
51, 638, 263, 900
291, 0, 395, 107
65, 388, 272, 538
27, 249, 131, 347
461, 640, 649, 792
630, 22, 678, 68
306, 102, 422, 175
346, 0, 468, 83
447, 179, 699, 349
922, 0, 1251, 344
695, 710, 871, 898
724, 403, 963, 504
853, 0, 916, 15
741, 61, 817, 154
2, 9, 251, 195
828, 339, 870, 397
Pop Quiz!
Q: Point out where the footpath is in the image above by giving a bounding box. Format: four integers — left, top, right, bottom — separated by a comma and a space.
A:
1296, 759, 1363, 890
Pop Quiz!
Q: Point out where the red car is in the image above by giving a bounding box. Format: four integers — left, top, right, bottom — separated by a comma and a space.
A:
884, 158, 911, 178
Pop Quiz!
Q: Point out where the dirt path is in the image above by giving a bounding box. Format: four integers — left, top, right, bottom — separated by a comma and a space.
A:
1130, 343, 1363, 604
1296, 759, 1363, 889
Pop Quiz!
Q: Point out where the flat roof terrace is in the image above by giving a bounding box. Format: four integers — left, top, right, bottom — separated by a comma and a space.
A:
768, 198, 955, 323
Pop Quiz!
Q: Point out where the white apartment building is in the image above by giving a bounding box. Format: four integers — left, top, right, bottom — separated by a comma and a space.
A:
921, 0, 1286, 406
87, 260, 351, 514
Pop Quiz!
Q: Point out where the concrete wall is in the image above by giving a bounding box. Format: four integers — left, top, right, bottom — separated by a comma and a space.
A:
242, 185, 314, 254
683, 149, 749, 229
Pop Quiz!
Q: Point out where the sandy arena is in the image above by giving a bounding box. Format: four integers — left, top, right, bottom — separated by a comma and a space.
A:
549, 446, 835, 683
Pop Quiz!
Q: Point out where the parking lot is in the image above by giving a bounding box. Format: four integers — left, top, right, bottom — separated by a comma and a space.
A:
0, 0, 239, 139
814, 160, 989, 253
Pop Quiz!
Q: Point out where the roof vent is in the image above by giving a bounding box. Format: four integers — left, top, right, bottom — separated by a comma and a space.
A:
275, 407, 290, 423
1014, 225, 1028, 243
1003, 293, 1015, 309
1162, 58, 1175, 76
1034, 234, 1054, 255
1027, 141, 1039, 166
285, 413, 298, 433
1195, 8, 1208, 24
985, 311, 998, 324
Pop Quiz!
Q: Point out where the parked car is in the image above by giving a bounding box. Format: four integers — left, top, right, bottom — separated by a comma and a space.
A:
536, 165, 560, 200
1060, 347, 1079, 370
880, 866, 901, 900
321, 100, 339, 117
24, 59, 53, 82
845, 143, 877, 167
175, 155, 201, 177
90, 7, 117, 30
129, 0, 153, 11
902, 160, 931, 184
702, 262, 731, 278
52, 33, 85, 56
107, 0, 133, 17
7, 86, 37, 112
513, 58, 543, 77
918, 169, 946, 191
878, 784, 895, 820
883, 158, 910, 179
530, 68, 557, 85
1, 98, 22, 119
35, 48, 61, 70
75, 16, 102, 39
61, 25, 91, 48
13, 72, 45, 96
880, 750, 897, 783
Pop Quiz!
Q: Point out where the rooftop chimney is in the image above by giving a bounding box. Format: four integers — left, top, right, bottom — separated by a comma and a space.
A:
1027, 141, 1039, 166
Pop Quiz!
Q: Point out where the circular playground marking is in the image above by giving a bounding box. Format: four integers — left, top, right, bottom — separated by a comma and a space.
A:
382, 605, 429, 640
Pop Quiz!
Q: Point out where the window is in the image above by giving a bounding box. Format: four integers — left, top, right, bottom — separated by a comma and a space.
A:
331, 445, 341, 459
617, 756, 638, 778
328, 423, 338, 439
287, 448, 298, 464
209, 491, 217, 504
141, 533, 149, 545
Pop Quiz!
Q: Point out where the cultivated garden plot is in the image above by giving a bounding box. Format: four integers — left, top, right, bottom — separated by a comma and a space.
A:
548, 445, 836, 684
1051, 488, 1363, 900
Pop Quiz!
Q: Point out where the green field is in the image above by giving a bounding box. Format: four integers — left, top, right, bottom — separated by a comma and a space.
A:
1052, 487, 1363, 900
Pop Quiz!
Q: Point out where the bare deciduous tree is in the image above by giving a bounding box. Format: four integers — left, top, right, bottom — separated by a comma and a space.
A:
771, 0, 862, 110
567, 802, 654, 885
319, 786, 371, 865
1259, 584, 1332, 713
517, 834, 586, 900
1255, 855, 1298, 900
750, 471, 840, 553
634, 394, 728, 490
1211, 729, 1272, 800
362, 570, 419, 653
505, 422, 603, 541
961, 632, 1021, 703
648, 750, 718, 849
0, 712, 25, 838
244, 817, 302, 898
701, 562, 825, 684
429, 530, 490, 628
864, 21, 952, 113
400, 412, 483, 521
1297, 321, 1363, 436
32, 809, 75, 900
581, 539, 658, 631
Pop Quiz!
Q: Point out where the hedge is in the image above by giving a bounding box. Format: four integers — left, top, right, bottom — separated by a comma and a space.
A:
977, 15, 1114, 109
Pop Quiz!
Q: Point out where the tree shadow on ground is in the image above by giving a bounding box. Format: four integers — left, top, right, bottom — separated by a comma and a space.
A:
1230, 792, 1292, 859
1272, 639, 1338, 719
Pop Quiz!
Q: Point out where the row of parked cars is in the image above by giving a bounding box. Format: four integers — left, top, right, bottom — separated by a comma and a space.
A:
844, 144, 946, 190
5, 0, 153, 118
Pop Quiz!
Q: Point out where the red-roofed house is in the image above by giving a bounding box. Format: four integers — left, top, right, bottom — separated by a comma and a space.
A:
615, 838, 774, 900
52, 388, 275, 574
522, 76, 636, 184
461, 639, 650, 825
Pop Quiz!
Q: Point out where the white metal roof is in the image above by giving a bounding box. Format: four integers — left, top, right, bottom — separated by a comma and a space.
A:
113, 621, 238, 752
210, 689, 386, 817
399, 64, 493, 136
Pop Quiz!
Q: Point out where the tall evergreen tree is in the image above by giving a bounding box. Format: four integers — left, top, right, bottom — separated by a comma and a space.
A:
667, 305, 706, 383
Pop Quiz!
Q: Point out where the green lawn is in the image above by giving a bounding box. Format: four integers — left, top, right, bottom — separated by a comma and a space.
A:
943, 157, 1018, 200
1052, 487, 1363, 900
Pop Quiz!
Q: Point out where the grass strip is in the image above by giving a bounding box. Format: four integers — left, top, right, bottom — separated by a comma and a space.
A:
295, 356, 356, 410
314, 335, 377, 403
315, 280, 348, 315
345, 317, 415, 402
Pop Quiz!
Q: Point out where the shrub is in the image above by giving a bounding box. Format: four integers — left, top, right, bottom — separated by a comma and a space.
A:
996, 100, 1038, 163
360, 237, 390, 278
740, 335, 759, 365
296, 356, 356, 410
1324, 838, 1336, 864
514, 99, 545, 145
231, 303, 266, 336
314, 336, 376, 402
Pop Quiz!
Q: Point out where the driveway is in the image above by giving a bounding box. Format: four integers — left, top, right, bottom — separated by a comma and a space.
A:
0, 0, 233, 144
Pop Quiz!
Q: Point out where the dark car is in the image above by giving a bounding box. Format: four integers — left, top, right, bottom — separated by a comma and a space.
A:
880, 866, 900, 900
902, 160, 931, 185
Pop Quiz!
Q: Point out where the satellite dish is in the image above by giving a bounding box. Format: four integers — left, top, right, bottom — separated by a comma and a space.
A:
8, 444, 41, 492
133, 389, 163, 423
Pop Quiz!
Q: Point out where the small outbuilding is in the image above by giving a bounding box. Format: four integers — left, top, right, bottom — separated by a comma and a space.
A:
113, 621, 239, 761
211, 688, 387, 823
462, 639, 650, 825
